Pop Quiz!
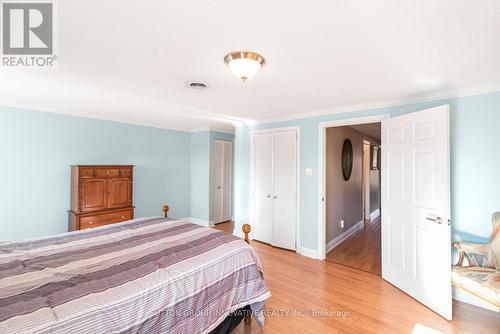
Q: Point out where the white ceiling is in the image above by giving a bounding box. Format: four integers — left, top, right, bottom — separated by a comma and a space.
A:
349, 123, 381, 141
1, 0, 500, 131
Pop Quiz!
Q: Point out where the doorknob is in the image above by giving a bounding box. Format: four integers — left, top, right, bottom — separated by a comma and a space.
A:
273, 195, 278, 199
266, 195, 271, 198
426, 216, 443, 224
217, 186, 221, 189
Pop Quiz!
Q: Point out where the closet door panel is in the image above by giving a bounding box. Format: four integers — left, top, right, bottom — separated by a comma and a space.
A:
222, 141, 232, 220
273, 199, 296, 249
253, 133, 274, 244
213, 141, 224, 222
272, 131, 297, 250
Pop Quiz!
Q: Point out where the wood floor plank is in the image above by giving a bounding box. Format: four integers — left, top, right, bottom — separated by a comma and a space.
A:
326, 216, 381, 275
213, 221, 499, 334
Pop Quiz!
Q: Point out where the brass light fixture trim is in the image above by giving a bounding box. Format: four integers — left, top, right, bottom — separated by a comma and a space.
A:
224, 51, 266, 82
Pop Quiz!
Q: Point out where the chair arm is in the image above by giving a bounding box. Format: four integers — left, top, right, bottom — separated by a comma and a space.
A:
453, 242, 488, 266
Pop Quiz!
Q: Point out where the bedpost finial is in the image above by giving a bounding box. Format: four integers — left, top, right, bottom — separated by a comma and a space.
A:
242, 224, 251, 244
162, 205, 169, 218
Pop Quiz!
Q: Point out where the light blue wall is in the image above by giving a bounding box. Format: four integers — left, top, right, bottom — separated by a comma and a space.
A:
234, 91, 500, 251
0, 107, 191, 241
190, 131, 211, 221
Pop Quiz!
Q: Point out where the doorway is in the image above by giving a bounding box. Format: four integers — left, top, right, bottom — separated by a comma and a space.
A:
213, 140, 233, 224
318, 107, 452, 320
323, 122, 382, 275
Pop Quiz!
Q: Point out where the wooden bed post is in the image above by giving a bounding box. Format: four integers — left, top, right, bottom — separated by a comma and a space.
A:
162, 205, 169, 218
242, 224, 251, 244
242, 224, 252, 325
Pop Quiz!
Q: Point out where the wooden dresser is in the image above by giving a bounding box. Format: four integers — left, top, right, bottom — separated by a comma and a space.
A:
68, 165, 134, 231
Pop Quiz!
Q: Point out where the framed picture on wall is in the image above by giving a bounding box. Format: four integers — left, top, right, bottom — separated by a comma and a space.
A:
371, 145, 379, 170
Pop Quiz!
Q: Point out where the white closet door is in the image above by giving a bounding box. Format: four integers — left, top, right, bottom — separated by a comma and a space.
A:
272, 131, 297, 250
253, 133, 274, 244
221, 141, 232, 220
213, 140, 224, 222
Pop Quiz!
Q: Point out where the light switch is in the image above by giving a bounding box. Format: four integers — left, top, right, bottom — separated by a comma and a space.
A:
305, 168, 313, 176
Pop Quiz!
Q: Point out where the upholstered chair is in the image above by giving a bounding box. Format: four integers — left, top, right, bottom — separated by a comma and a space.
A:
453, 212, 500, 269
452, 212, 500, 307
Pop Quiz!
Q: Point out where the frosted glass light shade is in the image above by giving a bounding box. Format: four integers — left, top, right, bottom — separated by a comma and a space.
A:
224, 51, 265, 82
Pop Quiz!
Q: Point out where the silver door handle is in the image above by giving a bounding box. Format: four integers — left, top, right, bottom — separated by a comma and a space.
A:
426, 216, 443, 224
266, 195, 271, 198
273, 195, 277, 199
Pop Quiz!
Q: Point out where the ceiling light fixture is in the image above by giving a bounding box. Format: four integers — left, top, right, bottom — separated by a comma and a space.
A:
224, 51, 265, 82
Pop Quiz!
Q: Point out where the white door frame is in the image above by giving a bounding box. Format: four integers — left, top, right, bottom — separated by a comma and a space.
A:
362, 140, 371, 223
318, 115, 389, 260
251, 126, 301, 251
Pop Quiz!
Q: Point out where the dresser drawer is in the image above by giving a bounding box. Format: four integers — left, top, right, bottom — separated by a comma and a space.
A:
79, 209, 133, 230
120, 168, 132, 178
95, 168, 119, 178
79, 168, 95, 178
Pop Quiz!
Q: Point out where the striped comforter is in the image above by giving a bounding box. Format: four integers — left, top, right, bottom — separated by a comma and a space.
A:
0, 217, 270, 334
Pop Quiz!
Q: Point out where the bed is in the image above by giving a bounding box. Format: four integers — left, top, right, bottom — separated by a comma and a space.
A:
0, 205, 270, 334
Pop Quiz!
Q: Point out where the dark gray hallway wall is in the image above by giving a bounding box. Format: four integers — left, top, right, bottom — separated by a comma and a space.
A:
325, 126, 380, 243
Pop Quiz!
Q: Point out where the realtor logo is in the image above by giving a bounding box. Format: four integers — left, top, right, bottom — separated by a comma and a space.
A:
1, 1, 57, 67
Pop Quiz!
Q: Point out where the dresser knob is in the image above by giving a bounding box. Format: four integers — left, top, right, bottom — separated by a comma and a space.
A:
121, 216, 125, 219
106, 171, 110, 174
89, 221, 94, 225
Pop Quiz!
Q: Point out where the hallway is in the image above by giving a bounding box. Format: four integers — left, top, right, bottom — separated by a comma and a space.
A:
326, 216, 381, 275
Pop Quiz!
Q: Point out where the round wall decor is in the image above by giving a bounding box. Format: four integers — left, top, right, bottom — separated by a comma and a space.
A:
341, 139, 353, 181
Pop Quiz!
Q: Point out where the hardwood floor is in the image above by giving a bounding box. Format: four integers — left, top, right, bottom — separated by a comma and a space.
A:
214, 220, 235, 234
326, 216, 381, 275
213, 221, 499, 334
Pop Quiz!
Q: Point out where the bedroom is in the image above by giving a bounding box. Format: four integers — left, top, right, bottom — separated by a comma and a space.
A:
0, 1, 499, 333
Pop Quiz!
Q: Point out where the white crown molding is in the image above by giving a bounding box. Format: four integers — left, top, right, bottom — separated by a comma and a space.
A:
0, 101, 199, 133
209, 127, 235, 134
190, 126, 235, 134
255, 83, 500, 125
0, 72, 247, 132
2, 72, 499, 131
189, 127, 211, 133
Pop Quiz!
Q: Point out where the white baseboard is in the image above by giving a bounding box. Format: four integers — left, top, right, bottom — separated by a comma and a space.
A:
298, 247, 320, 259
234, 227, 316, 259
326, 220, 364, 254
210, 216, 234, 225
370, 208, 380, 220
180, 217, 214, 227
453, 286, 499, 313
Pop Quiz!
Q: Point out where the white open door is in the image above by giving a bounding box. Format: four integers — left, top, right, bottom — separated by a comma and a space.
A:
381, 105, 452, 320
